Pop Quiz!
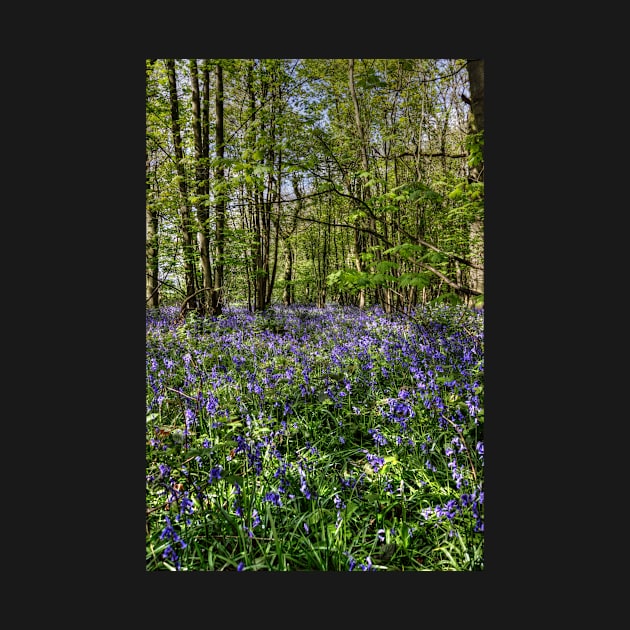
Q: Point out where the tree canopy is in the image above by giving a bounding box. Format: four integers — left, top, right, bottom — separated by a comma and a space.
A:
146, 58, 484, 315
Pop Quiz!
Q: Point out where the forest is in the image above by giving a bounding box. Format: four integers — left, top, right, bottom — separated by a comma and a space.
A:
146, 58, 484, 571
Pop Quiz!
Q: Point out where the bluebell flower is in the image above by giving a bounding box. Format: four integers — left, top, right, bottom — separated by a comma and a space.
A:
333, 493, 346, 510
345, 553, 356, 571
364, 451, 385, 473
159, 515, 187, 570
184, 407, 197, 430
368, 428, 388, 446
359, 556, 374, 571
263, 491, 283, 507
205, 393, 219, 415
250, 509, 260, 529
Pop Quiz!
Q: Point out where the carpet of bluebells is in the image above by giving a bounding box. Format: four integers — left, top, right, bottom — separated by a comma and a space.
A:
146, 303, 484, 571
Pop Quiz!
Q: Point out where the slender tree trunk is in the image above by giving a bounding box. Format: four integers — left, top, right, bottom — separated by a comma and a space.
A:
282, 244, 294, 306
146, 152, 159, 307
348, 59, 371, 309
146, 59, 159, 308
246, 60, 269, 312
348, 60, 370, 174
317, 202, 331, 308
239, 195, 254, 311
255, 192, 266, 311
266, 139, 281, 307
467, 60, 484, 139
166, 59, 198, 312
268, 206, 280, 307
466, 59, 484, 306
189, 59, 212, 314
213, 62, 226, 315
282, 177, 301, 306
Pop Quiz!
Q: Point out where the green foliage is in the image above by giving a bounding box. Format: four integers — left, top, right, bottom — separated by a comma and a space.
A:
355, 69, 388, 90
465, 132, 484, 170
431, 292, 463, 306
387, 181, 443, 205
326, 267, 392, 293
445, 180, 484, 227
375, 260, 398, 274
147, 57, 483, 316
398, 272, 432, 289
383, 243, 425, 258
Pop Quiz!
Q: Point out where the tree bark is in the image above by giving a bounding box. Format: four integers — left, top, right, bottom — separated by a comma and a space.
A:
189, 59, 213, 314
146, 59, 159, 308
213, 61, 226, 315
281, 177, 301, 305
348, 59, 368, 309
146, 151, 159, 307
282, 244, 294, 305
466, 59, 484, 305
467, 59, 484, 137
166, 59, 198, 312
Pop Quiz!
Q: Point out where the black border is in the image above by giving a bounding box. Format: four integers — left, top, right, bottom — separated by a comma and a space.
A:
59, 30, 543, 621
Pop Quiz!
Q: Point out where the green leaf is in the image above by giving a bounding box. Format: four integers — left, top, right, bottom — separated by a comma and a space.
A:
349, 211, 367, 222
372, 273, 395, 285
383, 243, 424, 258
344, 500, 359, 520
253, 164, 272, 175
375, 260, 398, 273
398, 272, 430, 288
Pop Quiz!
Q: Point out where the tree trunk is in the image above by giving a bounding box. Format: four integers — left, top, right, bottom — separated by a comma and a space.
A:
146, 152, 159, 308
189, 59, 213, 314
466, 59, 484, 306
166, 59, 198, 312
467, 59, 484, 138
282, 177, 301, 306
266, 140, 282, 307
146, 59, 159, 308
282, 244, 294, 306
348, 59, 369, 309
317, 203, 331, 308
213, 62, 226, 315
246, 61, 269, 312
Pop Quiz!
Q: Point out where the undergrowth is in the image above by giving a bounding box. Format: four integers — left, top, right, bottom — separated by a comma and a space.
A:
146, 303, 484, 571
